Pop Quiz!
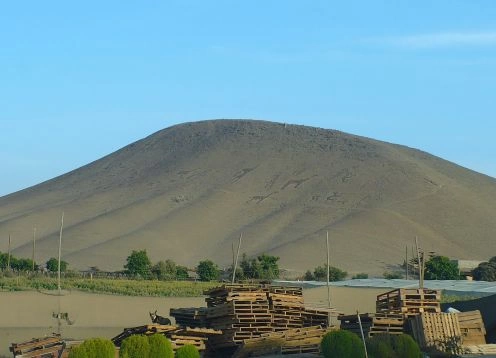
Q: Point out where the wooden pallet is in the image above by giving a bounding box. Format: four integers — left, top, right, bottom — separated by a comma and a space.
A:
170, 307, 209, 328
376, 288, 441, 318
457, 310, 486, 346
410, 312, 462, 352
462, 344, 496, 354
10, 335, 66, 358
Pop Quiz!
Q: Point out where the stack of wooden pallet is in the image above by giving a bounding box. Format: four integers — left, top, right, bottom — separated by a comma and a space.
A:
232, 325, 335, 357
111, 324, 221, 354
338, 312, 404, 337
268, 286, 305, 331
205, 285, 273, 349
10, 335, 66, 358
409, 310, 486, 353
376, 288, 441, 317
170, 307, 209, 327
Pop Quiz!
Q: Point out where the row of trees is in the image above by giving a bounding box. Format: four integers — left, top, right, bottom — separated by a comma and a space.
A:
0, 251, 68, 272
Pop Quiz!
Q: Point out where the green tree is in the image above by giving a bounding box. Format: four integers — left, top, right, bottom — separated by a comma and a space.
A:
304, 270, 315, 280
148, 334, 173, 358
125, 250, 152, 278
424, 255, 459, 280
176, 265, 189, 280
196, 260, 219, 281
321, 330, 365, 358
69, 338, 115, 358
383, 271, 403, 279
175, 344, 200, 358
313, 264, 347, 281
46, 257, 68, 272
472, 257, 496, 281
120, 335, 150, 358
152, 260, 178, 281
238, 253, 280, 280
352, 273, 368, 279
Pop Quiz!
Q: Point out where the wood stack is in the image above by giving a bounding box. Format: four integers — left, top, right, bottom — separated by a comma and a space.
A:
376, 288, 441, 317
232, 326, 335, 357
457, 310, 486, 346
170, 307, 209, 328
409, 310, 486, 354
205, 285, 273, 349
10, 335, 66, 358
462, 344, 496, 355
111, 324, 221, 354
338, 313, 404, 337
268, 286, 305, 331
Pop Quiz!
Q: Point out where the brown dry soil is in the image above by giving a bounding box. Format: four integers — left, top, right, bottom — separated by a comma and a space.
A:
2, 120, 496, 276
0, 286, 385, 356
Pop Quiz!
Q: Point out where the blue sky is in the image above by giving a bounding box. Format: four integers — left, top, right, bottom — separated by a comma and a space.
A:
1, 1, 495, 196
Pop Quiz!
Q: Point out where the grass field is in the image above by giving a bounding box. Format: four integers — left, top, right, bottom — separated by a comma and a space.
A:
0, 276, 218, 297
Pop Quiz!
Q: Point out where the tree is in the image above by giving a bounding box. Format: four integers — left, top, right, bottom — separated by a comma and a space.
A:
238, 253, 280, 280
120, 335, 150, 358
321, 330, 365, 358
304, 270, 315, 281
46, 257, 68, 272
124, 250, 152, 278
312, 264, 347, 281
148, 334, 173, 358
424, 255, 459, 280
196, 260, 219, 281
175, 344, 200, 358
152, 259, 177, 281
472, 257, 496, 281
176, 265, 189, 280
69, 338, 115, 358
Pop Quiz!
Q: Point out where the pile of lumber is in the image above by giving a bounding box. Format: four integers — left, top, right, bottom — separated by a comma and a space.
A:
232, 325, 335, 357
111, 324, 221, 353
376, 288, 441, 317
268, 287, 305, 331
10, 335, 66, 358
170, 307, 209, 328
338, 313, 404, 337
409, 310, 486, 353
462, 344, 496, 355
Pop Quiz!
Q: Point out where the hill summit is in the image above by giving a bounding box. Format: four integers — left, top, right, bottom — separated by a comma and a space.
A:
1, 120, 495, 275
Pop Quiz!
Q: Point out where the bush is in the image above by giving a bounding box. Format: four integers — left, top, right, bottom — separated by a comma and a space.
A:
175, 344, 200, 358
311, 264, 347, 281
69, 338, 115, 358
472, 257, 496, 281
352, 273, 369, 279
321, 330, 365, 358
383, 271, 403, 279
148, 334, 173, 358
120, 335, 150, 358
196, 260, 219, 281
366, 334, 421, 358
424, 255, 459, 280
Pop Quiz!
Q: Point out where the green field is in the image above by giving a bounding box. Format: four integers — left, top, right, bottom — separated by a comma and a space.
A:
0, 276, 218, 297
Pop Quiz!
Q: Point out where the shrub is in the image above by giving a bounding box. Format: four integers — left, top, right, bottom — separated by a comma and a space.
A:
352, 273, 369, 279
120, 335, 150, 358
69, 338, 114, 358
321, 330, 365, 358
366, 334, 421, 358
472, 257, 496, 281
175, 344, 200, 358
383, 271, 403, 279
148, 334, 173, 358
196, 260, 219, 281
311, 264, 347, 281
424, 255, 459, 280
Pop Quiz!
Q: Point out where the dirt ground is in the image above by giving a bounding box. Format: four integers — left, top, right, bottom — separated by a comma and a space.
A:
0, 286, 386, 357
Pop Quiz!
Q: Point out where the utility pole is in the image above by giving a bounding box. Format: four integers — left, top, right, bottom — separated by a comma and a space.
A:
326, 231, 332, 326
405, 245, 409, 280
231, 233, 242, 284
32, 228, 36, 271
7, 234, 11, 271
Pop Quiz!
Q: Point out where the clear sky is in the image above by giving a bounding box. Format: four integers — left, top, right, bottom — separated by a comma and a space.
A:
1, 1, 495, 196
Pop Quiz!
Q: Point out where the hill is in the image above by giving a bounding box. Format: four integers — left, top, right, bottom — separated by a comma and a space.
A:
1, 120, 495, 276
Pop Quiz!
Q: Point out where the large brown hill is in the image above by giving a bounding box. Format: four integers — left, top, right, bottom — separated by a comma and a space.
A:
1, 120, 495, 276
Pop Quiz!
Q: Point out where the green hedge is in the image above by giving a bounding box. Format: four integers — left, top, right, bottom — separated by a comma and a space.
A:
321, 330, 365, 358
68, 338, 114, 358
175, 344, 200, 358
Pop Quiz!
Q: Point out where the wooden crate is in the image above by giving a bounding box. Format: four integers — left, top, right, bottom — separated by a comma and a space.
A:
410, 312, 462, 352
376, 288, 441, 317
457, 310, 486, 346
10, 335, 65, 358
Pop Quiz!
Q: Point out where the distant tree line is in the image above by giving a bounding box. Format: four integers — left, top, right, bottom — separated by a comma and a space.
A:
0, 251, 68, 273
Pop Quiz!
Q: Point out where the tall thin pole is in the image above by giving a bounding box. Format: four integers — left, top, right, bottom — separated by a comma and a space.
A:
32, 228, 36, 271
232, 233, 242, 284
58, 212, 64, 293
357, 311, 369, 358
415, 236, 422, 289
326, 231, 332, 326
405, 245, 409, 280
7, 234, 11, 270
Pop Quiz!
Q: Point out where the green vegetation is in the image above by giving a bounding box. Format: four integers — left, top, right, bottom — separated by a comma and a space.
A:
148, 334, 173, 358
472, 256, 496, 281
233, 253, 281, 280
0, 276, 217, 296
366, 334, 421, 358
383, 271, 403, 279
0, 252, 37, 271
68, 338, 115, 358
125, 250, 152, 278
175, 344, 200, 358
321, 330, 365, 358
46, 257, 68, 272
352, 273, 369, 279
424, 255, 459, 280
151, 260, 189, 281
120, 335, 150, 358
196, 260, 219, 282
305, 264, 347, 281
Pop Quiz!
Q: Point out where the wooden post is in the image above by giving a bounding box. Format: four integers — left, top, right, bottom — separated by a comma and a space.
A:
58, 212, 64, 293
405, 245, 409, 280
7, 234, 11, 271
326, 231, 332, 326
415, 236, 422, 289
32, 228, 36, 271
357, 311, 369, 358
231, 233, 242, 284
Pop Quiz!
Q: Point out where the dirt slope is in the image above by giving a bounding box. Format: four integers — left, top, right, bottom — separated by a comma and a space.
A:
1, 120, 496, 275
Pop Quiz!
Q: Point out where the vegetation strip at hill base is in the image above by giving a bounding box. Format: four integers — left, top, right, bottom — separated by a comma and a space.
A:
0, 277, 218, 297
